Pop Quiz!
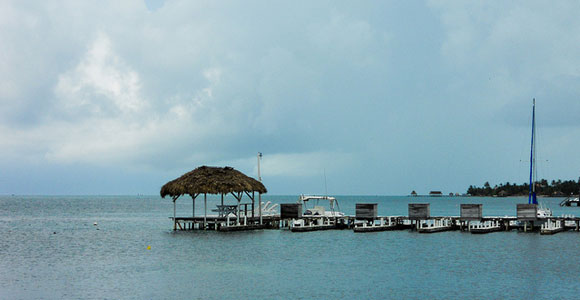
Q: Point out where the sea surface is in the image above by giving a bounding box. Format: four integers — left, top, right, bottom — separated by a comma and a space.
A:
1, 195, 580, 299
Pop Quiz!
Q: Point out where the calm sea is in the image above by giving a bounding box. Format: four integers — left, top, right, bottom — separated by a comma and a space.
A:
1, 195, 580, 299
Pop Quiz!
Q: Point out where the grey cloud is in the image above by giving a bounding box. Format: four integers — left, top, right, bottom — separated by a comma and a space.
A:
1, 1, 580, 194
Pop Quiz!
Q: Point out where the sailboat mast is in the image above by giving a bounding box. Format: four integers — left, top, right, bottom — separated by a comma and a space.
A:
528, 99, 538, 205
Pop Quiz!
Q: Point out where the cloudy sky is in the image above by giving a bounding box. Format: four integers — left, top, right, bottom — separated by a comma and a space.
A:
1, 0, 579, 195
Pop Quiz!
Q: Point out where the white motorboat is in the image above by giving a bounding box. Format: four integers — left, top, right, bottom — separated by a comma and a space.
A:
298, 195, 345, 217
537, 202, 552, 218
560, 197, 580, 207
290, 195, 346, 232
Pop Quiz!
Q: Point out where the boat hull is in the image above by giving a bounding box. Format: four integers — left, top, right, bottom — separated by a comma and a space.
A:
290, 224, 337, 232
470, 226, 502, 234
540, 227, 565, 235
418, 226, 454, 233
218, 224, 270, 232
353, 225, 398, 232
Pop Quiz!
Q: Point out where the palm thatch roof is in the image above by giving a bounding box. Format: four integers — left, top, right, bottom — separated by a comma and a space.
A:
160, 166, 267, 199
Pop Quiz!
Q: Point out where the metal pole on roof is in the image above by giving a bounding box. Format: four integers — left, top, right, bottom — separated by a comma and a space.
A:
257, 152, 262, 182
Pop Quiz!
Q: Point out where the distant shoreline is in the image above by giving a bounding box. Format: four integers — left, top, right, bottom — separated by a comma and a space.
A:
466, 179, 580, 198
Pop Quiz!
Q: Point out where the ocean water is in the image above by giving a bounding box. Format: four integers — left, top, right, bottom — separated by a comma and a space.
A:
1, 195, 580, 299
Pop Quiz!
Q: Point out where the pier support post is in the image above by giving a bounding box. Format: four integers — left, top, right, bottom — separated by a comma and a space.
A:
251, 191, 255, 219
237, 198, 240, 225
173, 199, 176, 231
259, 193, 263, 225
204, 193, 207, 230
172, 196, 178, 231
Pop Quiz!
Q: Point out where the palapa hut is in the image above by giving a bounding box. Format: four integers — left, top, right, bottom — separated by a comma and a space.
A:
160, 166, 267, 230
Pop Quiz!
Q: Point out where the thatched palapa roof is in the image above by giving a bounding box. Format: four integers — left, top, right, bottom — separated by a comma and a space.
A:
160, 166, 267, 199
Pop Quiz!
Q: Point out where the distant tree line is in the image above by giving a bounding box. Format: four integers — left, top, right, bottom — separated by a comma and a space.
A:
467, 178, 580, 197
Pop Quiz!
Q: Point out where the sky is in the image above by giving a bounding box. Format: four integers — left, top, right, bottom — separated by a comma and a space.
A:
1, 0, 579, 195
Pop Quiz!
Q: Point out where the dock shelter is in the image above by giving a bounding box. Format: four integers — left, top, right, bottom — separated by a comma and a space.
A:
160, 166, 267, 230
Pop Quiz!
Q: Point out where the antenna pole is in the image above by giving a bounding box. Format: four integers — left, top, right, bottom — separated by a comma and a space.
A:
324, 169, 328, 196
257, 152, 262, 182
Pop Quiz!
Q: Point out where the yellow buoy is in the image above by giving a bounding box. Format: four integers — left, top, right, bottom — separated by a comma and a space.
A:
146, 245, 151, 250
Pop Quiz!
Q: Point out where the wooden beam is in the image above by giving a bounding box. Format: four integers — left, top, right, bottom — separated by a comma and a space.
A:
230, 192, 241, 201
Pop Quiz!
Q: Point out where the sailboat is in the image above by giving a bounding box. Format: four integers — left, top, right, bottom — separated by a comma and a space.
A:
528, 98, 552, 218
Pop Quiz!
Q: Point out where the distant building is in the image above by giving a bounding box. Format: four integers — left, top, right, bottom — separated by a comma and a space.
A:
410, 190, 418, 197
449, 193, 454, 196
429, 191, 443, 197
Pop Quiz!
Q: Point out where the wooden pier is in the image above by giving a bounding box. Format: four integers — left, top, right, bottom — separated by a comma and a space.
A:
160, 166, 580, 235
353, 204, 400, 232
469, 221, 503, 234
170, 212, 580, 234
540, 219, 565, 235
167, 198, 580, 236
171, 215, 281, 231
353, 217, 399, 232
417, 218, 455, 233
171, 213, 580, 234
288, 215, 351, 232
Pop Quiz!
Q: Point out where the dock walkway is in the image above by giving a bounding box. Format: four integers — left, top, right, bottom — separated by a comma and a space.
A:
169, 202, 580, 235
171, 214, 580, 234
